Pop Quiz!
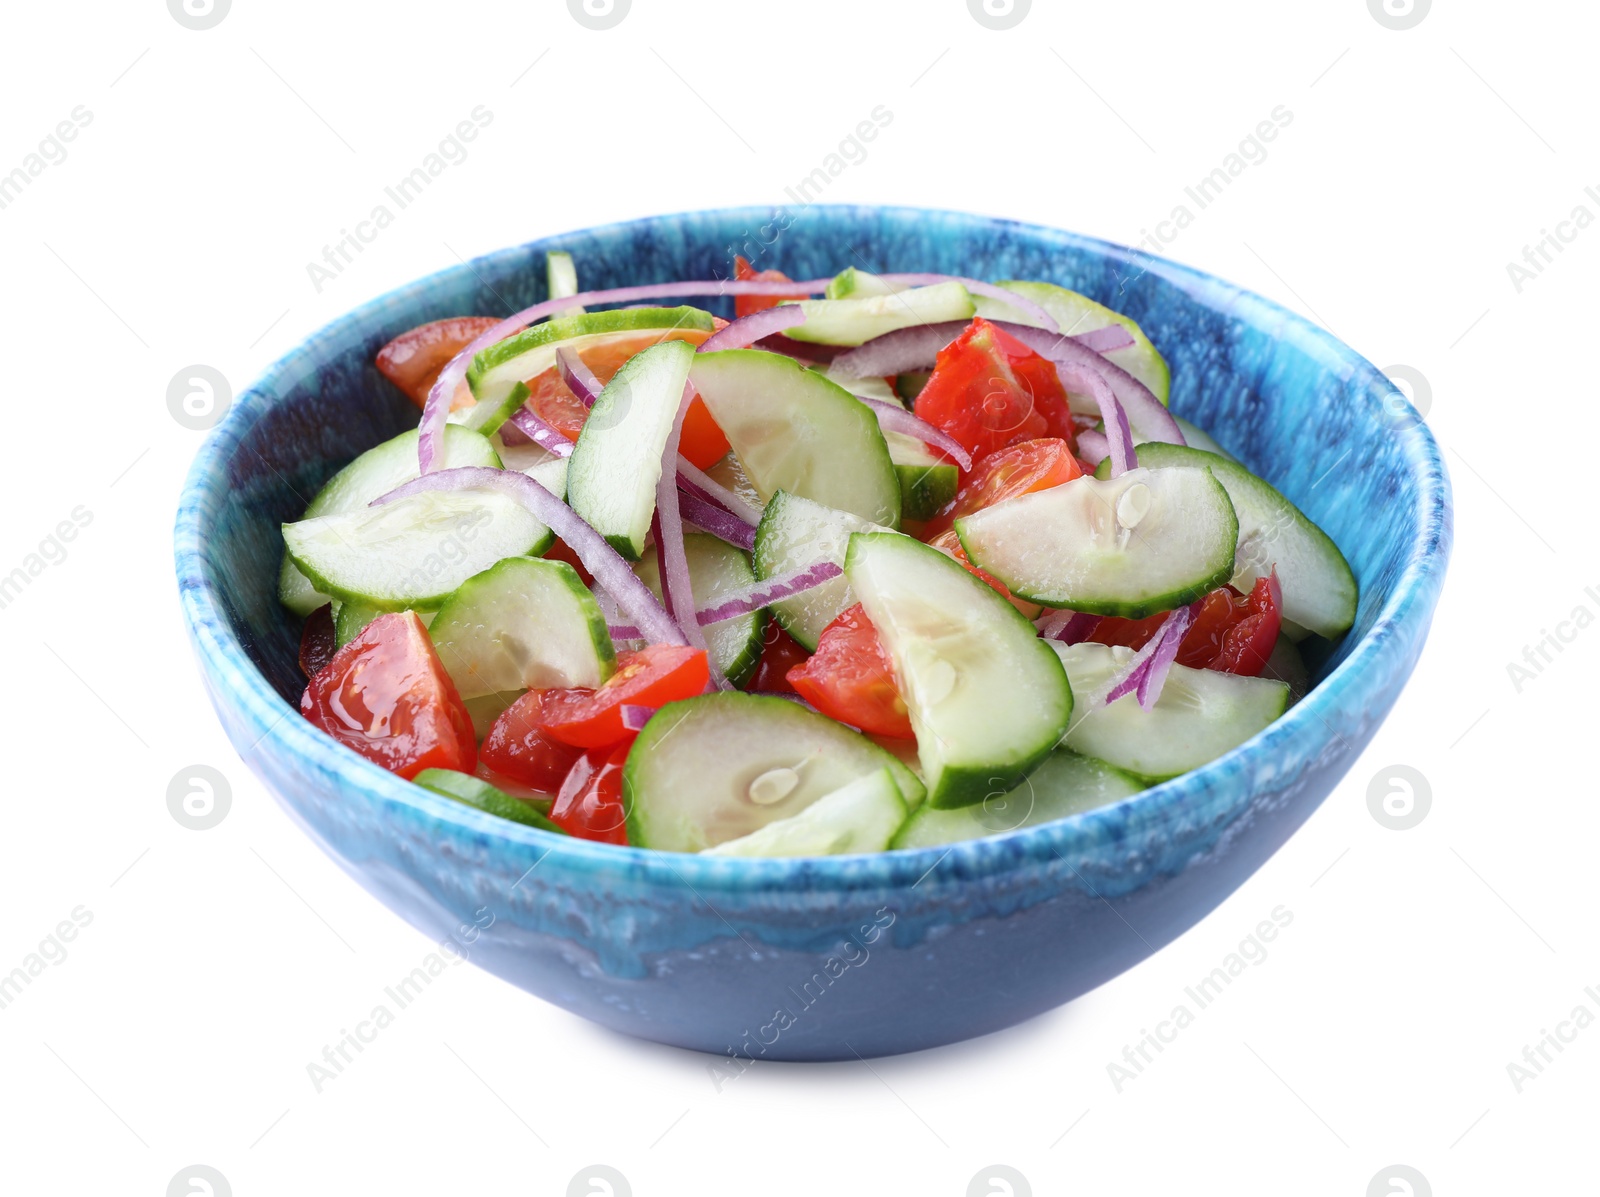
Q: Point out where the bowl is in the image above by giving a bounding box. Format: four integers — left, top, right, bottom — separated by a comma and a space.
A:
175, 206, 1450, 1061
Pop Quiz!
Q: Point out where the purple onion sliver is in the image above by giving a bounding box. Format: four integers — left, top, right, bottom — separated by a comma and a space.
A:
608, 623, 642, 640
1055, 361, 1134, 477
699, 304, 808, 353
678, 490, 756, 552
654, 381, 723, 686
620, 704, 656, 732
1104, 631, 1166, 705
858, 397, 972, 471
371, 466, 685, 647
1038, 609, 1099, 644
556, 347, 603, 409
693, 562, 843, 626
1136, 606, 1193, 711
998, 321, 1185, 447
1075, 429, 1110, 466
830, 321, 969, 378
751, 333, 844, 363
1073, 325, 1136, 353
675, 457, 762, 526
507, 407, 574, 458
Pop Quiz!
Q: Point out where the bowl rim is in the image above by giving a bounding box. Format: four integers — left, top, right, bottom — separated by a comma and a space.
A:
175, 203, 1451, 895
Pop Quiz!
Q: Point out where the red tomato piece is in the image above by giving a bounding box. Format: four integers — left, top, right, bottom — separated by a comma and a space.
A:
299, 604, 337, 679
550, 742, 632, 845
537, 645, 710, 749
1088, 571, 1283, 677
375, 316, 500, 410
734, 255, 807, 318
678, 392, 733, 471
541, 538, 593, 586
480, 690, 585, 793
925, 437, 1080, 535
300, 612, 477, 779
747, 623, 811, 693
914, 318, 1074, 465
786, 604, 914, 739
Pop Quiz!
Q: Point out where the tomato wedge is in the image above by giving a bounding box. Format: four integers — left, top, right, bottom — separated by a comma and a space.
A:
298, 604, 337, 679
550, 742, 632, 845
786, 604, 914, 739
1088, 572, 1283, 677
748, 623, 811, 694
925, 437, 1080, 535
914, 318, 1075, 465
300, 612, 477, 779
376, 316, 500, 410
734, 255, 807, 318
537, 645, 710, 749
480, 690, 585, 794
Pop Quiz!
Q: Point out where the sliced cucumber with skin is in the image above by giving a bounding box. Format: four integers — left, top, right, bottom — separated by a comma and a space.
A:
466, 306, 713, 429
1261, 633, 1310, 706
413, 768, 565, 833
689, 349, 901, 527
780, 282, 975, 347
278, 426, 502, 617
890, 750, 1145, 849
634, 533, 766, 688
565, 338, 697, 560
448, 378, 533, 437
705, 451, 763, 515
752, 491, 892, 651
284, 489, 552, 612
846, 532, 1073, 809
1113, 443, 1358, 639
973, 279, 1171, 407
885, 432, 959, 521
546, 250, 584, 318
824, 267, 904, 300
956, 466, 1238, 618
463, 690, 527, 739
492, 440, 570, 498
428, 557, 614, 700
624, 692, 926, 852
702, 768, 907, 857
816, 366, 898, 403
1049, 641, 1288, 781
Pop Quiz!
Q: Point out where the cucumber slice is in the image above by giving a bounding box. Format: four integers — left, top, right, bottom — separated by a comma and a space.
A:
1164, 416, 1233, 460
885, 432, 958, 521
414, 768, 565, 833
428, 557, 614, 700
705, 451, 763, 515
565, 338, 697, 560
492, 440, 570, 497
689, 349, 901, 527
465, 306, 713, 430
283, 488, 553, 612
824, 267, 904, 300
1261, 633, 1310, 706
1114, 443, 1358, 639
634, 533, 766, 687
334, 599, 383, 646
462, 690, 527, 739
701, 768, 907, 856
845, 532, 1073, 809
973, 279, 1171, 407
624, 692, 926, 852
956, 466, 1238, 618
1049, 642, 1288, 780
780, 282, 975, 346
817, 366, 899, 403
890, 750, 1145, 849
277, 426, 502, 617
546, 250, 584, 318
751, 491, 891, 651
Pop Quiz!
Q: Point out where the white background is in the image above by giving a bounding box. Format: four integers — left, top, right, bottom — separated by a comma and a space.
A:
1, 1, 1595, 1194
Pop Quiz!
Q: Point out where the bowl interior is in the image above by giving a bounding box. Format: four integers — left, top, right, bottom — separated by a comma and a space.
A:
187, 204, 1448, 829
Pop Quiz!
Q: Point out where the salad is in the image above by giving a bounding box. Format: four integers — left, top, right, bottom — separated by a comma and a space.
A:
281, 251, 1357, 856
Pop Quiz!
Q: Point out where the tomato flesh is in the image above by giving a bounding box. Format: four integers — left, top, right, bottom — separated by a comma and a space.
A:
299, 604, 337, 679
747, 623, 811, 694
376, 316, 500, 410
550, 743, 632, 845
480, 690, 585, 794
926, 437, 1080, 535
1088, 572, 1283, 676
734, 255, 807, 318
300, 612, 477, 779
786, 604, 914, 739
914, 318, 1075, 465
537, 645, 710, 749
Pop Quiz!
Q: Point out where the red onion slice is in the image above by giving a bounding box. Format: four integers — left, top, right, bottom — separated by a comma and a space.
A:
608, 561, 842, 638
1074, 326, 1136, 353
858, 396, 972, 472
654, 382, 722, 686
698, 304, 807, 353
556, 347, 603, 409
830, 319, 1134, 380
1075, 429, 1110, 466
678, 490, 756, 552
675, 458, 763, 526
1136, 606, 1193, 711
506, 407, 574, 458
751, 332, 843, 363
999, 323, 1185, 447
371, 466, 686, 647
620, 704, 655, 732
1037, 609, 1099, 644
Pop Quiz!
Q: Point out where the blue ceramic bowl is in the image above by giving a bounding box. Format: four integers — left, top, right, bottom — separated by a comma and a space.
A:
176, 206, 1450, 1061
